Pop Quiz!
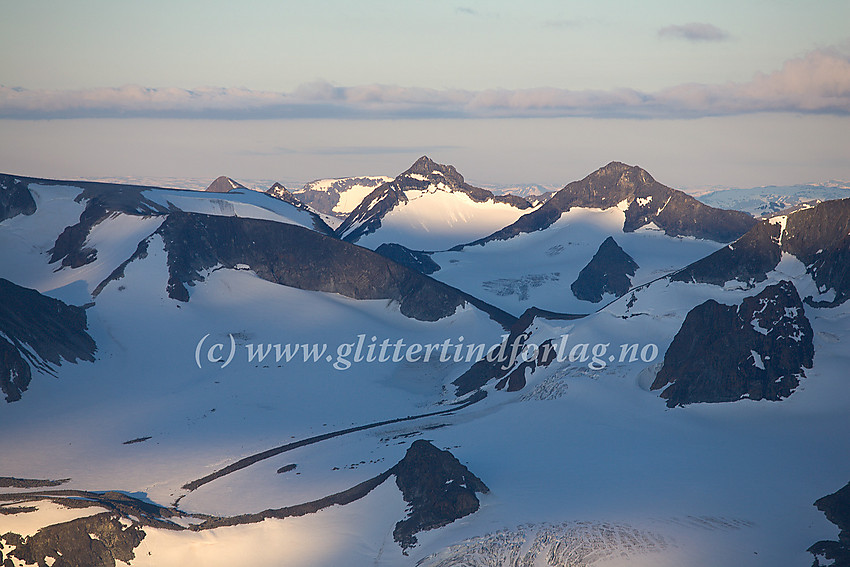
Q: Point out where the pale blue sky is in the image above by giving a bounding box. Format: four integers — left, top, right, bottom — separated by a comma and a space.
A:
1, 1, 849, 188
2, 0, 847, 91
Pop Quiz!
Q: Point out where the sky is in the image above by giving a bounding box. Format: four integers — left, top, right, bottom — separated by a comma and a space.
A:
1, 0, 849, 189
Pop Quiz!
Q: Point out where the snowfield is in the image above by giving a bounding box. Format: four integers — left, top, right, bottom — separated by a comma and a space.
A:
1, 175, 848, 567
431, 203, 722, 316
352, 184, 535, 251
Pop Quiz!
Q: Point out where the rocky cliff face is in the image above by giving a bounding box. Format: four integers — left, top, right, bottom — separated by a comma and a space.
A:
48, 182, 169, 269
452, 308, 577, 397
374, 243, 441, 275
571, 236, 639, 303
0, 278, 97, 402
0, 174, 37, 222
651, 280, 814, 407
673, 198, 850, 307
465, 162, 757, 247
154, 212, 512, 324
809, 481, 850, 567
390, 440, 489, 550
670, 220, 782, 287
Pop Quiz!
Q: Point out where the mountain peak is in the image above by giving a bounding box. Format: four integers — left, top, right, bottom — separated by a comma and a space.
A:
465, 162, 755, 247
336, 157, 532, 245
403, 156, 465, 186
570, 236, 639, 303
266, 182, 297, 202
586, 161, 656, 189
205, 176, 246, 193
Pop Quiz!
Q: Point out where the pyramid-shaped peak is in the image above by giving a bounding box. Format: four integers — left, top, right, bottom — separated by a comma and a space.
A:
403, 156, 465, 185
266, 182, 304, 208
599, 235, 621, 249
205, 176, 246, 193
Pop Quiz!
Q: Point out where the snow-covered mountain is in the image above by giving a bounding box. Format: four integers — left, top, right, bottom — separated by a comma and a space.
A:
1, 166, 849, 567
291, 176, 393, 218
335, 156, 535, 251
425, 161, 757, 315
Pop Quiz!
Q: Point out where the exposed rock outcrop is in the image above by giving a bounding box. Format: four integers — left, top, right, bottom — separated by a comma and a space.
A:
0, 278, 97, 402
390, 440, 489, 550
0, 174, 37, 222
673, 198, 850, 307
154, 212, 514, 325
375, 243, 441, 275
265, 182, 335, 234
2, 513, 146, 567
48, 181, 169, 269
651, 280, 814, 407
809, 481, 850, 567
571, 236, 639, 303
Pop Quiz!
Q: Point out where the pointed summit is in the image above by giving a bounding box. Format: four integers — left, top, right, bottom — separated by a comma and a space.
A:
264, 182, 336, 235
266, 182, 297, 204
205, 176, 246, 193
466, 161, 756, 247
571, 236, 639, 303
403, 156, 466, 187
335, 156, 532, 247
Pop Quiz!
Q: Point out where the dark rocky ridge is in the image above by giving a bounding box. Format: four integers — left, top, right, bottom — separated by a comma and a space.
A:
672, 198, 850, 307
265, 182, 334, 235
391, 439, 489, 550
47, 181, 170, 269
336, 156, 532, 244
204, 176, 246, 193
266, 182, 300, 207
571, 236, 639, 303
0, 278, 97, 402
0, 174, 37, 222
453, 307, 581, 396
1, 173, 170, 271
30, 173, 332, 271
0, 477, 68, 489
651, 280, 814, 407
375, 243, 441, 275
809, 481, 850, 567
460, 162, 757, 249
153, 212, 515, 325
671, 220, 782, 287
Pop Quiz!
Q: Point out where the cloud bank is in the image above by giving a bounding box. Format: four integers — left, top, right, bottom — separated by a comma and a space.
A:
658, 23, 729, 42
1, 48, 849, 120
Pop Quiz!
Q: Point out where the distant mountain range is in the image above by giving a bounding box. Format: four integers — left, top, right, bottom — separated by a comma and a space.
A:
697, 181, 850, 216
